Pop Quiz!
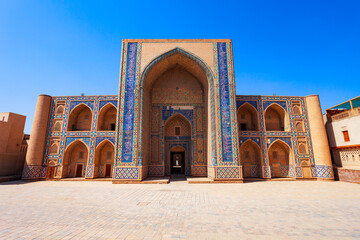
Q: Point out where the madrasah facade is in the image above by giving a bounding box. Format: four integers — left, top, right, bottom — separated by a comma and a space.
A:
22, 39, 334, 183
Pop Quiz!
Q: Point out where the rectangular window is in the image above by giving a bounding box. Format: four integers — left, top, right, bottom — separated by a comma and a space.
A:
240, 123, 247, 130
175, 127, 181, 136
244, 151, 250, 159
343, 131, 350, 142
111, 123, 116, 131
106, 151, 112, 160
79, 151, 84, 159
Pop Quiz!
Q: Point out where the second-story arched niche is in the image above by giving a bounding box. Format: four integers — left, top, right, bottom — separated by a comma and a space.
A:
237, 103, 258, 131
97, 103, 117, 131
264, 104, 288, 131
67, 104, 92, 131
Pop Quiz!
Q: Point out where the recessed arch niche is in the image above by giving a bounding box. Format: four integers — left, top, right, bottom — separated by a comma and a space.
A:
67, 104, 92, 131
63, 140, 89, 178
237, 103, 259, 131
139, 48, 213, 177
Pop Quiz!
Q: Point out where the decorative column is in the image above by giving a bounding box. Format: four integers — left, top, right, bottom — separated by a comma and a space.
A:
306, 95, 334, 180
22, 94, 52, 179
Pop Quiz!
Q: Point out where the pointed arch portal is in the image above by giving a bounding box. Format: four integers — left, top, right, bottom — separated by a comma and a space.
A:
113, 41, 241, 182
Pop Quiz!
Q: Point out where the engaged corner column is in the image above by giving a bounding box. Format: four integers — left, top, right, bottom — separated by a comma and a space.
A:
306, 94, 334, 180
22, 94, 52, 179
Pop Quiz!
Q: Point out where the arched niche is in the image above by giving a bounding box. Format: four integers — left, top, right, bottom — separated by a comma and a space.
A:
240, 140, 261, 177
49, 143, 59, 154
237, 103, 259, 131
295, 121, 304, 132
63, 140, 89, 178
94, 139, 115, 178
67, 104, 92, 131
164, 114, 191, 175
140, 48, 212, 171
164, 114, 192, 137
264, 104, 289, 131
268, 140, 292, 178
56, 105, 64, 115
298, 143, 307, 154
97, 103, 117, 131
293, 105, 301, 115
53, 121, 62, 132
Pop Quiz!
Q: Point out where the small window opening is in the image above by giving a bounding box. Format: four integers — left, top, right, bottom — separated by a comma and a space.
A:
79, 151, 84, 159
240, 123, 247, 131
106, 151, 112, 160
343, 131, 350, 142
244, 151, 250, 159
111, 123, 116, 131
175, 127, 181, 136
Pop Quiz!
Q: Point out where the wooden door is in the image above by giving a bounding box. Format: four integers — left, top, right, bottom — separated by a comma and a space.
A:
105, 164, 111, 177
76, 164, 83, 177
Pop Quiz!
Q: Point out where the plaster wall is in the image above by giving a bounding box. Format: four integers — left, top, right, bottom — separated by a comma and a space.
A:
0, 112, 26, 153
326, 114, 360, 147
140, 41, 219, 73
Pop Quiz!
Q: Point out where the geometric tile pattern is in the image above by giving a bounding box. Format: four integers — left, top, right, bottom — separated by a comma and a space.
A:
191, 166, 207, 176
263, 100, 287, 111
216, 166, 240, 179
295, 166, 303, 178
237, 95, 316, 179
41, 94, 118, 179
280, 165, 289, 177
86, 165, 94, 178
315, 165, 334, 179
114, 167, 139, 180
217, 42, 233, 163
148, 166, 164, 176
120, 42, 138, 163
289, 166, 296, 178
251, 165, 259, 177
22, 165, 44, 179
236, 100, 258, 110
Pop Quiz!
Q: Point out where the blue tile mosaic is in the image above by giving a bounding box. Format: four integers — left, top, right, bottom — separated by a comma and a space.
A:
69, 101, 94, 112
65, 137, 90, 147
99, 100, 118, 110
236, 100, 258, 110
122, 42, 138, 163
217, 42, 233, 162
263, 101, 287, 111
95, 137, 115, 147
162, 107, 193, 122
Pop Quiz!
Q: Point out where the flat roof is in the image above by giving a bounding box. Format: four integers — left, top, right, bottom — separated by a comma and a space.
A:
327, 96, 360, 110
122, 39, 232, 43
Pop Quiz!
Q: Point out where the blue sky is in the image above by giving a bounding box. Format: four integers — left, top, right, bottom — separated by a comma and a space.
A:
1, 0, 359, 133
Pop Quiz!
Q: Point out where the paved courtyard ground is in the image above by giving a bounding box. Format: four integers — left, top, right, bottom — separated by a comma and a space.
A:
0, 180, 360, 240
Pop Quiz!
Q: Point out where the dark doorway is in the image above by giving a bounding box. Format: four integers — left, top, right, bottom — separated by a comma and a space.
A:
105, 164, 112, 177
171, 151, 185, 174
76, 164, 83, 177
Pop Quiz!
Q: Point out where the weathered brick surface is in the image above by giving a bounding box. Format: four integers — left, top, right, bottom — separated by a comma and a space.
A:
0, 180, 359, 239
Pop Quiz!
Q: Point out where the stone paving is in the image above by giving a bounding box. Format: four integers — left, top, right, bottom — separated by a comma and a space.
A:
0, 180, 360, 240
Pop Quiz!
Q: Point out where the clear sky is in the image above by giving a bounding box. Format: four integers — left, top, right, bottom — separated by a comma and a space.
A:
1, 0, 359, 134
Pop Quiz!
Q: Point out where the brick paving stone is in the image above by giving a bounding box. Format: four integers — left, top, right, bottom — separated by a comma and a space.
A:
0, 180, 360, 239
